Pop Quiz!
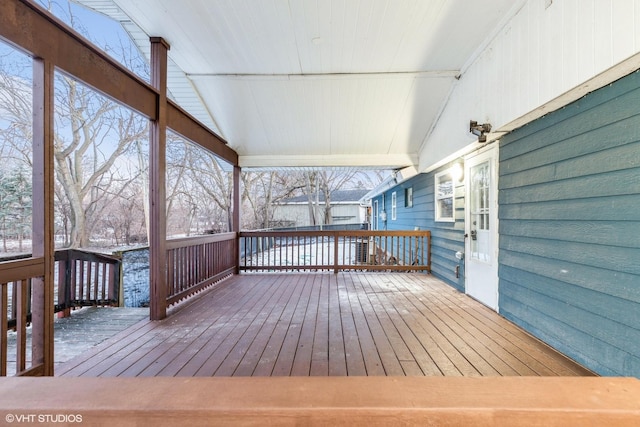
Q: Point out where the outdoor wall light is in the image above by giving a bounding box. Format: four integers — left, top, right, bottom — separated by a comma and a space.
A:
451, 162, 464, 182
469, 120, 492, 142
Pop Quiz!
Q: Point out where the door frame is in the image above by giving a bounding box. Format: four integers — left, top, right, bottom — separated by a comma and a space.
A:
464, 144, 500, 311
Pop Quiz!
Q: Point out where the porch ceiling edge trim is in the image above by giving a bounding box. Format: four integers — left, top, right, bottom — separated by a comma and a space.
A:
238, 153, 417, 169
421, 140, 491, 175
187, 70, 460, 81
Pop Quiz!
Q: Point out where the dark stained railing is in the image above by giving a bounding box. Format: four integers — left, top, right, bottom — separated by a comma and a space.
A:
0, 257, 41, 376
166, 232, 236, 306
238, 230, 431, 273
54, 249, 121, 317
0, 249, 121, 376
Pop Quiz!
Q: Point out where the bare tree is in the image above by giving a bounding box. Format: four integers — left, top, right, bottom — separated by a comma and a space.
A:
52, 74, 147, 247
299, 169, 366, 226
0, 4, 150, 250
0, 49, 32, 168
242, 171, 301, 229
100, 181, 146, 245
185, 142, 234, 232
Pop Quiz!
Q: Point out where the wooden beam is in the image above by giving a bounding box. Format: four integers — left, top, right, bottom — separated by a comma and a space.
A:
1, 1, 238, 165
0, 377, 638, 425
0, 0, 156, 119
167, 101, 237, 166
148, 37, 169, 321
30, 56, 55, 376
233, 165, 241, 274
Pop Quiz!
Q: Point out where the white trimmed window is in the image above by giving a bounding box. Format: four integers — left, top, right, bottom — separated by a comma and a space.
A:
404, 187, 413, 208
391, 192, 397, 220
435, 170, 455, 222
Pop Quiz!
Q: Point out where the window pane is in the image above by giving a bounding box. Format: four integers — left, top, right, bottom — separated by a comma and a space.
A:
54, 72, 148, 249
435, 171, 454, 221
0, 42, 33, 256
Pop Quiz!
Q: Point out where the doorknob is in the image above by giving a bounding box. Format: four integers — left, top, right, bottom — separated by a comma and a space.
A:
470, 230, 477, 240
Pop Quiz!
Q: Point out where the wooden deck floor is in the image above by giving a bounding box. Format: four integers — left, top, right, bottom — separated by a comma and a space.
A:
57, 273, 593, 377
4, 307, 148, 376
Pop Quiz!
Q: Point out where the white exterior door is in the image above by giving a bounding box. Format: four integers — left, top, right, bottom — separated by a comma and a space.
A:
465, 145, 499, 311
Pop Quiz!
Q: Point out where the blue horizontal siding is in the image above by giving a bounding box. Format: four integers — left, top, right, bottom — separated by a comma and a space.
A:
372, 163, 465, 291
500, 219, 639, 248
500, 250, 640, 304
499, 284, 640, 377
499, 69, 640, 377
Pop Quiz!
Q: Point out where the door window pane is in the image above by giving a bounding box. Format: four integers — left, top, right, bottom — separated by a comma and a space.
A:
470, 161, 490, 262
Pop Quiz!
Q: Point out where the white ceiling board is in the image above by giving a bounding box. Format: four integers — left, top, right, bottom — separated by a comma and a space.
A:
387, 75, 456, 155
112, 0, 302, 74
79, 0, 516, 168
191, 73, 453, 162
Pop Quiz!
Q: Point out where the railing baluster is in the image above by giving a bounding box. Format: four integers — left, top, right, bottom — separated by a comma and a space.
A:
63, 253, 72, 316
1, 283, 7, 376
70, 259, 77, 304
403, 236, 406, 265
16, 279, 28, 373
78, 259, 85, 303
333, 232, 338, 274
86, 261, 92, 302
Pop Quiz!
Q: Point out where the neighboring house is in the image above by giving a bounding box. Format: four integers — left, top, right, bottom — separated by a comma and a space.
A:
271, 189, 370, 228
370, 69, 640, 377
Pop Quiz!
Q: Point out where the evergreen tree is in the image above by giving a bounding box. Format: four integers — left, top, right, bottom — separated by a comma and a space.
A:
0, 167, 32, 253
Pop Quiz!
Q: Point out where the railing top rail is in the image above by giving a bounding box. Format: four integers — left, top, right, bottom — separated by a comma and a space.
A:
2, 249, 121, 265
239, 230, 431, 237
166, 232, 236, 250
0, 257, 45, 283
54, 249, 121, 264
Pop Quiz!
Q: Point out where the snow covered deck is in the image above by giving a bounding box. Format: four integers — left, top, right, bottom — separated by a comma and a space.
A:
3, 307, 148, 376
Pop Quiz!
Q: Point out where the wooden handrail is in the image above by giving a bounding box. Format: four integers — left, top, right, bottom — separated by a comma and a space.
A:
0, 249, 122, 319
165, 233, 236, 306
1, 248, 122, 376
0, 257, 44, 284
238, 230, 431, 273
166, 232, 236, 250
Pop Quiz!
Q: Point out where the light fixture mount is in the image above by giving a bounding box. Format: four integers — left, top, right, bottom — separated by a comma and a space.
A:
469, 120, 492, 143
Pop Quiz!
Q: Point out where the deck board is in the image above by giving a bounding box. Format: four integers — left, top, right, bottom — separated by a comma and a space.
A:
57, 273, 595, 378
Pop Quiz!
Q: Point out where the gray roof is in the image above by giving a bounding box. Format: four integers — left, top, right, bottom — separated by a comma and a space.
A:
280, 189, 370, 204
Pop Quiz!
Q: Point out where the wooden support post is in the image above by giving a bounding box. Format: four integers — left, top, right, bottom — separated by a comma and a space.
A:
149, 37, 170, 321
31, 57, 55, 376
333, 232, 339, 274
0, 284, 6, 376
233, 165, 241, 274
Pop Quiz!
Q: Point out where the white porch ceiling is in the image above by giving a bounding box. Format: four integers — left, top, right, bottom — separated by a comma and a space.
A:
80, 0, 515, 169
